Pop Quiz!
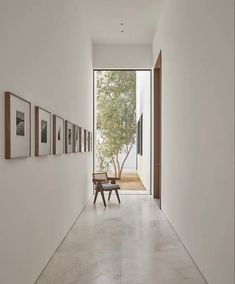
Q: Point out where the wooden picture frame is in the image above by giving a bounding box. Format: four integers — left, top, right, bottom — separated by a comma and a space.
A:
53, 115, 64, 155
5, 92, 31, 159
65, 120, 74, 154
35, 106, 51, 156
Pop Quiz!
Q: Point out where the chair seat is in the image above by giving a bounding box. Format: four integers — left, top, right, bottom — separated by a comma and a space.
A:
100, 183, 120, 191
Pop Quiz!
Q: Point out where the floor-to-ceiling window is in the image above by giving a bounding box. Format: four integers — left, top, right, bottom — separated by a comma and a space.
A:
94, 70, 151, 194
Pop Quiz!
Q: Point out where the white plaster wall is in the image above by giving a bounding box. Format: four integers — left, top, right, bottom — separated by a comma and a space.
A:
119, 144, 137, 170
93, 44, 153, 69
152, 0, 234, 283
0, 1, 93, 283
136, 71, 151, 192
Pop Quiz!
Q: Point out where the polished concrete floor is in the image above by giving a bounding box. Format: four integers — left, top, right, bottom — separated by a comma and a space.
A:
36, 195, 206, 284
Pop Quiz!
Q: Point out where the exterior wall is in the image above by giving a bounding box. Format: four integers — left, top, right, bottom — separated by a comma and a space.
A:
93, 44, 153, 69
136, 71, 151, 191
119, 144, 137, 170
152, 0, 234, 283
0, 1, 93, 283
95, 130, 136, 171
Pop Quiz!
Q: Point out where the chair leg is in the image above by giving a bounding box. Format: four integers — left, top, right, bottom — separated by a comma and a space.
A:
94, 189, 99, 204
108, 190, 112, 201
115, 189, 121, 204
100, 189, 106, 207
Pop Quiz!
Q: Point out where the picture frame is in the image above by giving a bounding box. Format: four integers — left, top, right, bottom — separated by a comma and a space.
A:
84, 129, 89, 152
53, 115, 64, 155
137, 114, 143, 155
80, 128, 85, 152
5, 92, 31, 159
88, 131, 92, 152
73, 125, 81, 153
35, 106, 51, 156
87, 130, 90, 152
78, 127, 82, 152
87, 131, 90, 152
65, 120, 74, 154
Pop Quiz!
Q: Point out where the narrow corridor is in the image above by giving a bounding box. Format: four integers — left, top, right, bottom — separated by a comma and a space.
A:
36, 196, 206, 284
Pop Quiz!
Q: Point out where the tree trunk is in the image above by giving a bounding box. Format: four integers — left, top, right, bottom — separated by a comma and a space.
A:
119, 144, 133, 178
116, 154, 121, 178
112, 157, 117, 177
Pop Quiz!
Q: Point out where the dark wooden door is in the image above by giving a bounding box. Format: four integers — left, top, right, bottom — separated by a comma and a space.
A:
153, 52, 162, 207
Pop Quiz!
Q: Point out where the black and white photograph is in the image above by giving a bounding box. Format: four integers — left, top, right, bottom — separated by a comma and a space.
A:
5, 92, 31, 159
58, 127, 61, 141
16, 110, 25, 136
53, 115, 64, 155
68, 129, 72, 145
35, 106, 51, 156
65, 120, 74, 153
41, 120, 47, 143
73, 125, 81, 153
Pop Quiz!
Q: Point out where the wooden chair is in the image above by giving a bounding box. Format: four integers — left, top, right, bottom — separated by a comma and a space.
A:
92, 172, 121, 207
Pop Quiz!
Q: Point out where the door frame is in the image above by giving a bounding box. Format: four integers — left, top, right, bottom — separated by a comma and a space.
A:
153, 51, 162, 207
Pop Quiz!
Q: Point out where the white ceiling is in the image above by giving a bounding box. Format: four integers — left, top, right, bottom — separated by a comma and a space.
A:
83, 0, 164, 44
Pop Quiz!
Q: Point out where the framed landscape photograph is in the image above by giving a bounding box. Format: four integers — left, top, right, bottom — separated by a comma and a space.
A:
73, 125, 81, 153
65, 120, 74, 154
53, 115, 64, 155
35, 106, 51, 156
5, 92, 31, 159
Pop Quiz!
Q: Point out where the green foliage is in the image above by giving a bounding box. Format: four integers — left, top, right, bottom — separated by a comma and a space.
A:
96, 139, 111, 172
96, 70, 136, 177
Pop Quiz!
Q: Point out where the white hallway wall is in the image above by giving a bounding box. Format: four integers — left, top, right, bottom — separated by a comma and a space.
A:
136, 71, 151, 191
153, 0, 234, 283
93, 44, 153, 69
0, 1, 93, 284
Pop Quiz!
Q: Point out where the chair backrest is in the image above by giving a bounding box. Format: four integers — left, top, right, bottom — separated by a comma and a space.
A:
92, 172, 108, 184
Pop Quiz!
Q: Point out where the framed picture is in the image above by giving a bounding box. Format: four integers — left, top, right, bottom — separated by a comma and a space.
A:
65, 120, 74, 154
80, 128, 85, 152
90, 132, 93, 152
73, 125, 81, 153
5, 92, 31, 159
53, 115, 64, 155
78, 127, 82, 152
35, 107, 51, 156
86, 130, 90, 152
88, 131, 92, 152
137, 114, 143, 155
84, 129, 89, 152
